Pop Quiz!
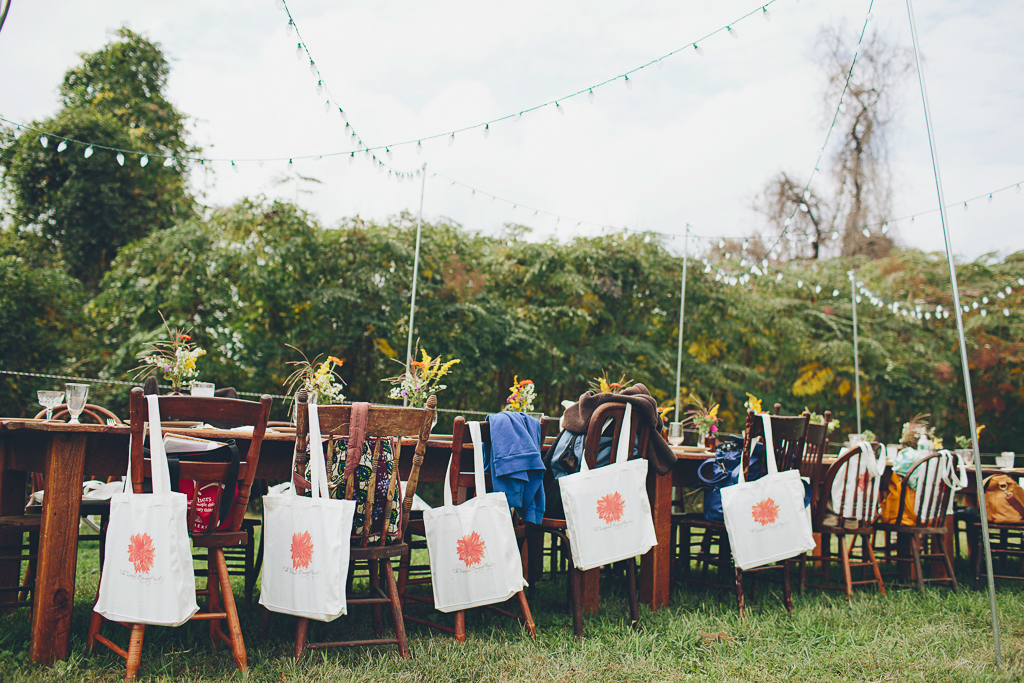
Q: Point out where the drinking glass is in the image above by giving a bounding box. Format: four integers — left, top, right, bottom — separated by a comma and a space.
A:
65, 383, 89, 424
668, 422, 685, 447
190, 382, 216, 398
37, 390, 64, 421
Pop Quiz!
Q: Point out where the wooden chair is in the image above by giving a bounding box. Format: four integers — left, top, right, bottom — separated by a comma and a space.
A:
801, 443, 886, 597
87, 387, 272, 679
399, 415, 543, 641
971, 518, 1024, 585
267, 391, 436, 660
671, 409, 809, 616
875, 451, 959, 592
528, 402, 648, 637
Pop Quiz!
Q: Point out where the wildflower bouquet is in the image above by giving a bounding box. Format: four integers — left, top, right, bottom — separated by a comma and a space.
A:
589, 370, 634, 395
899, 413, 934, 448
134, 314, 206, 391
284, 347, 346, 405
744, 392, 764, 414
806, 408, 841, 434
955, 425, 985, 450
683, 394, 719, 438
505, 376, 536, 412
383, 347, 460, 408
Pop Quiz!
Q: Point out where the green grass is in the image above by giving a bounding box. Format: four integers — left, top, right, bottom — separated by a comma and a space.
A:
2, 530, 1023, 683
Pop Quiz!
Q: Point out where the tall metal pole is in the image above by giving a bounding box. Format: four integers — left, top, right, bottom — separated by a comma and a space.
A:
674, 225, 690, 423
404, 163, 427, 408
905, 0, 1001, 665
849, 271, 862, 434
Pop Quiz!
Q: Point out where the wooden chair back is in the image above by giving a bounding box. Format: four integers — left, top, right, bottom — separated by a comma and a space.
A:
741, 409, 810, 479
127, 386, 272, 534
450, 416, 551, 502
294, 390, 436, 547
813, 443, 882, 528
893, 452, 957, 530
33, 403, 123, 424
802, 411, 831, 504
583, 402, 651, 469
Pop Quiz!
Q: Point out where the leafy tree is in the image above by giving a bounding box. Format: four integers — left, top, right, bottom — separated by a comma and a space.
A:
0, 27, 197, 290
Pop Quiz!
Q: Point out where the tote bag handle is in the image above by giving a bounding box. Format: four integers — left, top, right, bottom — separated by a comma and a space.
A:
304, 399, 330, 500
737, 414, 779, 484
125, 395, 173, 495
444, 421, 488, 508
579, 402, 632, 473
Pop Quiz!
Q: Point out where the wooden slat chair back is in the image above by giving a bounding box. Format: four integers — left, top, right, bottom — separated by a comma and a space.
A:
801, 443, 886, 597
400, 415, 546, 641
801, 412, 831, 509
744, 410, 811, 477
529, 402, 648, 637
278, 390, 436, 660
87, 387, 272, 680
875, 451, 959, 591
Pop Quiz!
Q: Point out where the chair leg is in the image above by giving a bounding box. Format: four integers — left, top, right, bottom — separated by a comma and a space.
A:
455, 610, 466, 643
973, 534, 983, 589
839, 535, 854, 599
244, 523, 256, 606
910, 535, 926, 592
215, 549, 247, 673
515, 590, 537, 639
527, 526, 543, 596
207, 554, 223, 651
864, 535, 886, 596
569, 566, 583, 638
626, 558, 640, 629
294, 617, 309, 660
369, 559, 383, 637
939, 535, 959, 593
798, 553, 807, 594
735, 568, 746, 618
259, 605, 272, 643
126, 624, 145, 680
383, 558, 410, 658
782, 561, 793, 613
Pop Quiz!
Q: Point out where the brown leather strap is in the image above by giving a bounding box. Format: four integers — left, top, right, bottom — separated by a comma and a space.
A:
1004, 486, 1024, 519
343, 402, 370, 485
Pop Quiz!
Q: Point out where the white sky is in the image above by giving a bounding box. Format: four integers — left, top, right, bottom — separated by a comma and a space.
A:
1, 0, 1022, 260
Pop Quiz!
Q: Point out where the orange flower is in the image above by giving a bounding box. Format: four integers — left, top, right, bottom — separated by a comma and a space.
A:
609, 382, 622, 390
327, 356, 344, 366
751, 498, 780, 526
457, 531, 486, 567
518, 379, 533, 387
178, 334, 191, 341
291, 531, 314, 569
127, 533, 155, 574
596, 492, 626, 523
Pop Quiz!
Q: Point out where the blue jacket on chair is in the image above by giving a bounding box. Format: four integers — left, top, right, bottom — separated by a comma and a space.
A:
484, 412, 546, 524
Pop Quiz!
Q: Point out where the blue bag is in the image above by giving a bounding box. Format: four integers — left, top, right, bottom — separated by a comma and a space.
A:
700, 441, 764, 522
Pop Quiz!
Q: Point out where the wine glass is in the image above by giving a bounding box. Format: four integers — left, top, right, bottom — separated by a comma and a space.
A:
668, 422, 685, 447
65, 383, 89, 424
37, 390, 64, 421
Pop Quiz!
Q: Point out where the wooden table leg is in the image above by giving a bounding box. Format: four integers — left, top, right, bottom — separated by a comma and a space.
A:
30, 433, 87, 664
0, 439, 29, 610
640, 469, 672, 610
581, 568, 600, 615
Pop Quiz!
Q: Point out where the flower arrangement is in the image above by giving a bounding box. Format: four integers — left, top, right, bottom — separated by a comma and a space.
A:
899, 413, 934, 448
955, 425, 985, 450
861, 429, 877, 443
505, 376, 536, 412
744, 392, 764, 414
589, 370, 634, 395
284, 346, 346, 405
383, 346, 460, 408
805, 408, 841, 434
134, 313, 206, 391
683, 394, 719, 438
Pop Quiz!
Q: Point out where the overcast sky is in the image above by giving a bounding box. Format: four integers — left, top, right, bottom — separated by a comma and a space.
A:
1, 0, 1021, 260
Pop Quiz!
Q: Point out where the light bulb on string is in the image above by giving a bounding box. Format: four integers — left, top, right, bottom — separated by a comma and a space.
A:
286, 20, 293, 35
799, 203, 808, 212
386, 147, 393, 160
1018, 278, 1024, 286
588, 89, 595, 103
832, 289, 839, 297
963, 202, 968, 212
57, 140, 67, 152
84, 146, 94, 158
881, 222, 889, 234
998, 291, 1006, 299
324, 100, 331, 113
983, 296, 989, 304
624, 75, 632, 90
694, 44, 704, 57
657, 59, 664, 69
1005, 309, 1011, 317
556, 102, 565, 115
981, 309, 988, 317
258, 160, 264, 167
1017, 184, 1021, 194
483, 124, 490, 138
832, 231, 840, 240
416, 141, 422, 154
295, 44, 303, 60
815, 285, 822, 294
776, 273, 783, 282
309, 61, 316, 76
718, 240, 725, 248
727, 26, 738, 38
348, 152, 355, 164
972, 301, 979, 309
339, 109, 347, 121
862, 228, 870, 237
797, 280, 803, 288
839, 101, 847, 114
275, 0, 283, 9
230, 160, 237, 172
39, 136, 47, 147
762, 7, 771, 21
288, 159, 293, 168
448, 133, 455, 146
140, 155, 149, 167
316, 81, 323, 96
989, 194, 994, 204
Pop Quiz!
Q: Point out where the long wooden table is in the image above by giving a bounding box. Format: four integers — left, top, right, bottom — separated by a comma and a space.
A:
0, 419, 680, 664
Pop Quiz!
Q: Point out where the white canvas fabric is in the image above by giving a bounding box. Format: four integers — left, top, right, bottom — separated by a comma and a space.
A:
721, 414, 816, 571
558, 403, 658, 572
914, 450, 968, 522
423, 421, 527, 613
830, 442, 886, 519
259, 400, 356, 621
94, 395, 199, 626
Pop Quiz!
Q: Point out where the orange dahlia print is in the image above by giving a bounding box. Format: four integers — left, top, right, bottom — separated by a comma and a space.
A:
457, 531, 486, 567
596, 492, 626, 523
751, 498, 780, 526
127, 533, 155, 574
856, 471, 871, 493
291, 531, 314, 569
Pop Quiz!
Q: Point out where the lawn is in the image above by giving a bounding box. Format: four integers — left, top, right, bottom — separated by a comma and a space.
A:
1, 528, 1022, 683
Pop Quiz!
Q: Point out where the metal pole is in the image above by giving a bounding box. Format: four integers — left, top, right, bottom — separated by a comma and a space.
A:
674, 225, 690, 423
404, 163, 427, 408
905, 0, 1001, 666
849, 271, 862, 434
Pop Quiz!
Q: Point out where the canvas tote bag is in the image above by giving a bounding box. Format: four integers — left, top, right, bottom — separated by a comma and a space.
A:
830, 442, 886, 519
721, 414, 816, 571
259, 400, 356, 621
94, 395, 199, 626
558, 403, 658, 571
423, 421, 527, 612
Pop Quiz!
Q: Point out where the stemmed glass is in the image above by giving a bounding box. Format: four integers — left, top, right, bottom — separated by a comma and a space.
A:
668, 421, 685, 447
65, 383, 89, 424
37, 390, 64, 421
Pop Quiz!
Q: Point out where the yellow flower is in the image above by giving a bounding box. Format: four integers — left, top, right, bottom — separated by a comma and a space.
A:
708, 404, 719, 419
745, 392, 763, 414
599, 378, 611, 393
977, 424, 986, 440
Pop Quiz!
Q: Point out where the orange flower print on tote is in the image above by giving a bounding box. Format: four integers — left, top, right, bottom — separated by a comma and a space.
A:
751, 498, 780, 526
856, 471, 871, 493
291, 531, 314, 570
457, 531, 486, 567
596, 492, 626, 523
127, 533, 155, 574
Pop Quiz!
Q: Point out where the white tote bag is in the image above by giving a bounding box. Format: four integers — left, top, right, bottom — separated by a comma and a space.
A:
423, 421, 527, 612
914, 450, 968, 523
830, 442, 885, 519
558, 403, 658, 572
722, 414, 816, 571
259, 400, 356, 621
94, 395, 199, 626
